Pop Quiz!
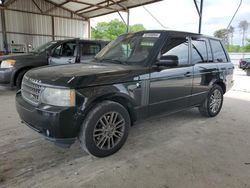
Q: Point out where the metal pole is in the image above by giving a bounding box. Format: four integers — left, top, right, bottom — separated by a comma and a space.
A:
1, 9, 8, 54
126, 9, 130, 33
51, 16, 55, 40
198, 0, 203, 34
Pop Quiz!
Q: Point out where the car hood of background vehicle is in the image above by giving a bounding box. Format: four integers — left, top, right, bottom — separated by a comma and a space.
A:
0, 53, 44, 64
26, 62, 149, 88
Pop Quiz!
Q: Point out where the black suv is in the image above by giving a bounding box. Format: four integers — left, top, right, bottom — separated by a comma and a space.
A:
0, 39, 108, 88
16, 30, 234, 157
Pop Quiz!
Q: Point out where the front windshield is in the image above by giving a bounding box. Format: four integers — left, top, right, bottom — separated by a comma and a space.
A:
32, 41, 57, 53
95, 32, 161, 65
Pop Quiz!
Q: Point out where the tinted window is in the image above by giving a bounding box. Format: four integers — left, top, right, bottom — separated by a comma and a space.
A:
96, 33, 160, 65
191, 39, 207, 64
161, 37, 189, 65
52, 42, 76, 57
81, 43, 101, 56
210, 40, 228, 62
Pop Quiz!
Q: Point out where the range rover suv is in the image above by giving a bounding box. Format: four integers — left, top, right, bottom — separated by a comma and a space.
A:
0, 39, 108, 88
16, 30, 234, 157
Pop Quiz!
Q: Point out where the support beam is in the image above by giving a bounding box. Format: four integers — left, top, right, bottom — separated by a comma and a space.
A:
193, 0, 203, 34
75, 0, 127, 14
71, 0, 124, 12
110, 0, 128, 11
51, 16, 55, 40
198, 0, 203, 34
43, 0, 87, 20
44, 0, 69, 14
127, 9, 130, 32
3, 0, 17, 7
87, 19, 90, 39
1, 9, 8, 53
32, 0, 42, 13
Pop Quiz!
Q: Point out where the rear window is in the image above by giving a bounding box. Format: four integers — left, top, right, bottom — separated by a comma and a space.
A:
210, 39, 228, 62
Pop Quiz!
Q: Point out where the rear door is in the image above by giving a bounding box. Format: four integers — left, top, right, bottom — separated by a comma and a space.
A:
189, 36, 218, 106
49, 40, 77, 65
80, 42, 101, 63
149, 35, 193, 115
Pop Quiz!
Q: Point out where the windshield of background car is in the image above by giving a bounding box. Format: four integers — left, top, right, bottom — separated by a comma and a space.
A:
95, 33, 161, 65
32, 41, 57, 53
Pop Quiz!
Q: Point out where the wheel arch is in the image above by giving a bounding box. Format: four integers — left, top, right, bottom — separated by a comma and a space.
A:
209, 79, 226, 94
82, 93, 137, 125
12, 66, 34, 86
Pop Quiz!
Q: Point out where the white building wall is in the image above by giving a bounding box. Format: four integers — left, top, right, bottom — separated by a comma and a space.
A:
54, 17, 88, 39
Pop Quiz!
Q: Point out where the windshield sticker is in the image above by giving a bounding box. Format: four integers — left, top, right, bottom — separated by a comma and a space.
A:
142, 33, 161, 38
141, 42, 155, 46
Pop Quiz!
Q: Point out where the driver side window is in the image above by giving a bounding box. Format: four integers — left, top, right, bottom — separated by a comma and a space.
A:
161, 37, 189, 66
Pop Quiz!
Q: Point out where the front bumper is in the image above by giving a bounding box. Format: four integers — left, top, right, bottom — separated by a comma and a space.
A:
16, 91, 82, 146
0, 68, 13, 85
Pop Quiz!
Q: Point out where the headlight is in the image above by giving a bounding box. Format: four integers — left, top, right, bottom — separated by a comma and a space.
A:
40, 88, 76, 107
1, 59, 16, 68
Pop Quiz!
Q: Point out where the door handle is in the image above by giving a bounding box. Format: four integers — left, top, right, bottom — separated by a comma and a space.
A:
67, 59, 74, 63
184, 72, 192, 77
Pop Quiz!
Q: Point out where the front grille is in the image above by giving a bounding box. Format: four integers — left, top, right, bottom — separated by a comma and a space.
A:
21, 75, 43, 106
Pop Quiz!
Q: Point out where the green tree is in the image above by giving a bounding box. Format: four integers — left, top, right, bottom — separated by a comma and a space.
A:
91, 19, 145, 40
243, 38, 250, 52
214, 29, 230, 45
238, 20, 249, 46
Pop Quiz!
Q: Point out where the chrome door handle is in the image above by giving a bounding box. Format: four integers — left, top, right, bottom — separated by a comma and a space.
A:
184, 72, 192, 77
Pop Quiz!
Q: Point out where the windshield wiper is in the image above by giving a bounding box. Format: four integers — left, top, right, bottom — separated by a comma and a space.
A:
99, 58, 127, 65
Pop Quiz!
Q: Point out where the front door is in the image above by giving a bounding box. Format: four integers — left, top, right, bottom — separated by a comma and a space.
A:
49, 41, 77, 65
149, 36, 193, 116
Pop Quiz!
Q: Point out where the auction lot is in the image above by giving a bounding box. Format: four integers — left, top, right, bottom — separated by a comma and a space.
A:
0, 67, 249, 188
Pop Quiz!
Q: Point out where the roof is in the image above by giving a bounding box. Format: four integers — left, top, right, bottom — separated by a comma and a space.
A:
40, 0, 162, 18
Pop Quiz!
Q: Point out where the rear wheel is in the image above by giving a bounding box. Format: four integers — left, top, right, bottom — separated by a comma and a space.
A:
79, 101, 130, 157
199, 84, 223, 117
16, 70, 28, 89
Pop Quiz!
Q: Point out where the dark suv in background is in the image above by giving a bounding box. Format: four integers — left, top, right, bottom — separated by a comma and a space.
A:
0, 39, 108, 88
16, 30, 234, 157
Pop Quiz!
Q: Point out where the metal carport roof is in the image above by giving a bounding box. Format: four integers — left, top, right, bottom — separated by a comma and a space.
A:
1, 0, 162, 19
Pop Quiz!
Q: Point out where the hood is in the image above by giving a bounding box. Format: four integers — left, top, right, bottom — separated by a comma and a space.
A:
0, 53, 44, 64
26, 62, 149, 88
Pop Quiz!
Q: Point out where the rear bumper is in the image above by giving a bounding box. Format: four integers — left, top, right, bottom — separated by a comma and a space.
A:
0, 68, 13, 85
16, 91, 82, 146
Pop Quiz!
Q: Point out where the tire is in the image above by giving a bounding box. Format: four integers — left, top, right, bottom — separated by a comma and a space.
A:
79, 101, 130, 157
199, 84, 224, 117
16, 70, 28, 89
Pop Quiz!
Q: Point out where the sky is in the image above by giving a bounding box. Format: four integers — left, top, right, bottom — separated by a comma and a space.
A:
90, 0, 250, 45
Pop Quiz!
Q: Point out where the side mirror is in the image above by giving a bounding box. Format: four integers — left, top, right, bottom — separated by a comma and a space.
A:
156, 55, 179, 67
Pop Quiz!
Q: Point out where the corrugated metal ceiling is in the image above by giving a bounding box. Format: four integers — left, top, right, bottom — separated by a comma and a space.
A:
44, 0, 162, 18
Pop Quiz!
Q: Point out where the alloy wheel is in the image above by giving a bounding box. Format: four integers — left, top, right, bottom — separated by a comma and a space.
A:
209, 89, 222, 114
93, 112, 125, 150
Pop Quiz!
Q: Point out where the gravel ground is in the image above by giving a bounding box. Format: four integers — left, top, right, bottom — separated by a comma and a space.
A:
0, 68, 250, 188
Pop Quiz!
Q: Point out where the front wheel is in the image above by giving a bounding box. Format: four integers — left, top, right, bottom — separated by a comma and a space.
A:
199, 84, 224, 117
79, 101, 130, 157
16, 70, 28, 89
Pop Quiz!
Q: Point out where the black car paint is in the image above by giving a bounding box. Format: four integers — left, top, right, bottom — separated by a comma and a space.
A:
16, 30, 234, 146
0, 39, 108, 87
